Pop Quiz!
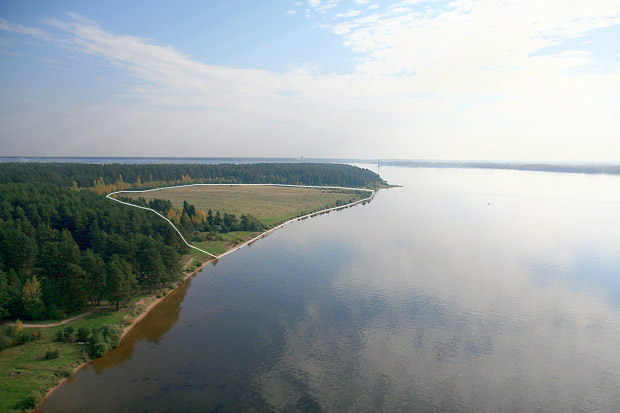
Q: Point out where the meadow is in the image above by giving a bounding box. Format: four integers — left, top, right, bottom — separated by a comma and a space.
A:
120, 185, 367, 227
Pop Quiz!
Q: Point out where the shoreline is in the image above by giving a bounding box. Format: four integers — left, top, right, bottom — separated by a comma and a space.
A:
38, 187, 376, 407
39, 254, 215, 406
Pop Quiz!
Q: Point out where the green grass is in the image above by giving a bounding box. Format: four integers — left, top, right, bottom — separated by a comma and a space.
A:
0, 294, 150, 411
120, 185, 368, 257
0, 339, 83, 411
120, 185, 367, 227
190, 231, 257, 257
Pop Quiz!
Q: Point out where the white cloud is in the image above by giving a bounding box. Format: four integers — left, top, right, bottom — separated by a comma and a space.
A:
307, 0, 342, 14
335, 10, 362, 19
285, 9, 297, 15
1, 2, 620, 160
0, 17, 55, 42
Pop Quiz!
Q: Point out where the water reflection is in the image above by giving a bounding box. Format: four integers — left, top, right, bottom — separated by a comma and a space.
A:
41, 167, 620, 412
92, 275, 192, 373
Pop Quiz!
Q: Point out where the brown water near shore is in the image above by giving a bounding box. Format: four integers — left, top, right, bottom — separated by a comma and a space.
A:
40, 166, 620, 412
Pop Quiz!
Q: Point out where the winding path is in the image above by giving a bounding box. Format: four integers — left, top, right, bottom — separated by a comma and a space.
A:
5, 308, 100, 328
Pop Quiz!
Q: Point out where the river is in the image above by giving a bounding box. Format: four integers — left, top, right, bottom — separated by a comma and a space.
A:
41, 166, 620, 411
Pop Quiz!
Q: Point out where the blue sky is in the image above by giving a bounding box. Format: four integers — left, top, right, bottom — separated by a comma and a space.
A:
1, 0, 619, 160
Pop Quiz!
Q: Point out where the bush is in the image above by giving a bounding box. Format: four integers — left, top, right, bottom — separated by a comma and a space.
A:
87, 325, 122, 358
0, 332, 11, 351
77, 327, 91, 342
3, 326, 17, 340
54, 329, 64, 342
45, 347, 60, 360
100, 325, 122, 348
55, 326, 76, 342
22, 390, 42, 409
17, 330, 33, 345
32, 328, 43, 341
87, 332, 109, 358
63, 326, 76, 342
56, 368, 72, 378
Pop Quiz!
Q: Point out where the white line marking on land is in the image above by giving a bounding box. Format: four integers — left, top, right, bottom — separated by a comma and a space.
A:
107, 184, 375, 260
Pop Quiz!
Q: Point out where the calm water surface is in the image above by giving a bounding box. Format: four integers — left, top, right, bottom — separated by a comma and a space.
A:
41, 167, 620, 412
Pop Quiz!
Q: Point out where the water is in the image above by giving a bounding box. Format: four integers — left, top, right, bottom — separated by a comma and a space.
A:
40, 166, 620, 411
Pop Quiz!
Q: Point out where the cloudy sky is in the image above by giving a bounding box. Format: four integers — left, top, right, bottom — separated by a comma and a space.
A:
1, 0, 619, 160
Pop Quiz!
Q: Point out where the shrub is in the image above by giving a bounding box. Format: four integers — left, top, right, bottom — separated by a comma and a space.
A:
0, 332, 11, 351
87, 332, 110, 358
56, 368, 72, 378
45, 347, 60, 360
100, 325, 122, 348
77, 327, 91, 342
4, 325, 17, 340
17, 330, 33, 345
62, 326, 76, 342
32, 328, 43, 341
55, 326, 76, 342
54, 329, 65, 342
22, 390, 42, 409
87, 325, 122, 358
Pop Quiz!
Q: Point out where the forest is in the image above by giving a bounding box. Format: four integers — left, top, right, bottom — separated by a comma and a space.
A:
0, 162, 385, 191
0, 162, 383, 321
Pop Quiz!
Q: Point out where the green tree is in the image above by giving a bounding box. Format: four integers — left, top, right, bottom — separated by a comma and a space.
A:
105, 256, 136, 310
81, 249, 106, 305
0, 269, 9, 319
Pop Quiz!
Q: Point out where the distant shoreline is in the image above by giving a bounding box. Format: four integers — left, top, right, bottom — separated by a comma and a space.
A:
377, 161, 620, 176
2, 157, 618, 176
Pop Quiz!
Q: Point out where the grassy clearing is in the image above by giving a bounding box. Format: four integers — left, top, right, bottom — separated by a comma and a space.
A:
0, 294, 153, 411
121, 185, 368, 257
191, 231, 257, 257
120, 185, 367, 227
146, 185, 370, 276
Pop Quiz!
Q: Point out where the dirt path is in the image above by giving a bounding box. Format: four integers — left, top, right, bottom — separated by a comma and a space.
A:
182, 257, 195, 270
4, 308, 102, 328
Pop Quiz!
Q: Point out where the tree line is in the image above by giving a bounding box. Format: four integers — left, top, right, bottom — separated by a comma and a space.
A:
0, 162, 383, 321
0, 183, 185, 320
121, 197, 265, 239
0, 162, 385, 191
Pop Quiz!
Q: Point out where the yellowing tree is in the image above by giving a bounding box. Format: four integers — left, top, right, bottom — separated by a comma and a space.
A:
22, 276, 44, 320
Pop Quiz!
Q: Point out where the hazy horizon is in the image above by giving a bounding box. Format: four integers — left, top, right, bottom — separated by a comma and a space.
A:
1, 1, 619, 161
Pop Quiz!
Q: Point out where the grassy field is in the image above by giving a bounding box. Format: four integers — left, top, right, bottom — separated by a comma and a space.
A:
118, 185, 369, 258
0, 294, 154, 411
190, 231, 257, 257
120, 185, 368, 227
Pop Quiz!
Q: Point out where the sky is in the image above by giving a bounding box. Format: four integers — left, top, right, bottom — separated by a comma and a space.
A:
0, 0, 619, 161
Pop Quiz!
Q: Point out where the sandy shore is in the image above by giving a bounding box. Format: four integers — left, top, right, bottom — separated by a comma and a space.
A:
38, 255, 215, 407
